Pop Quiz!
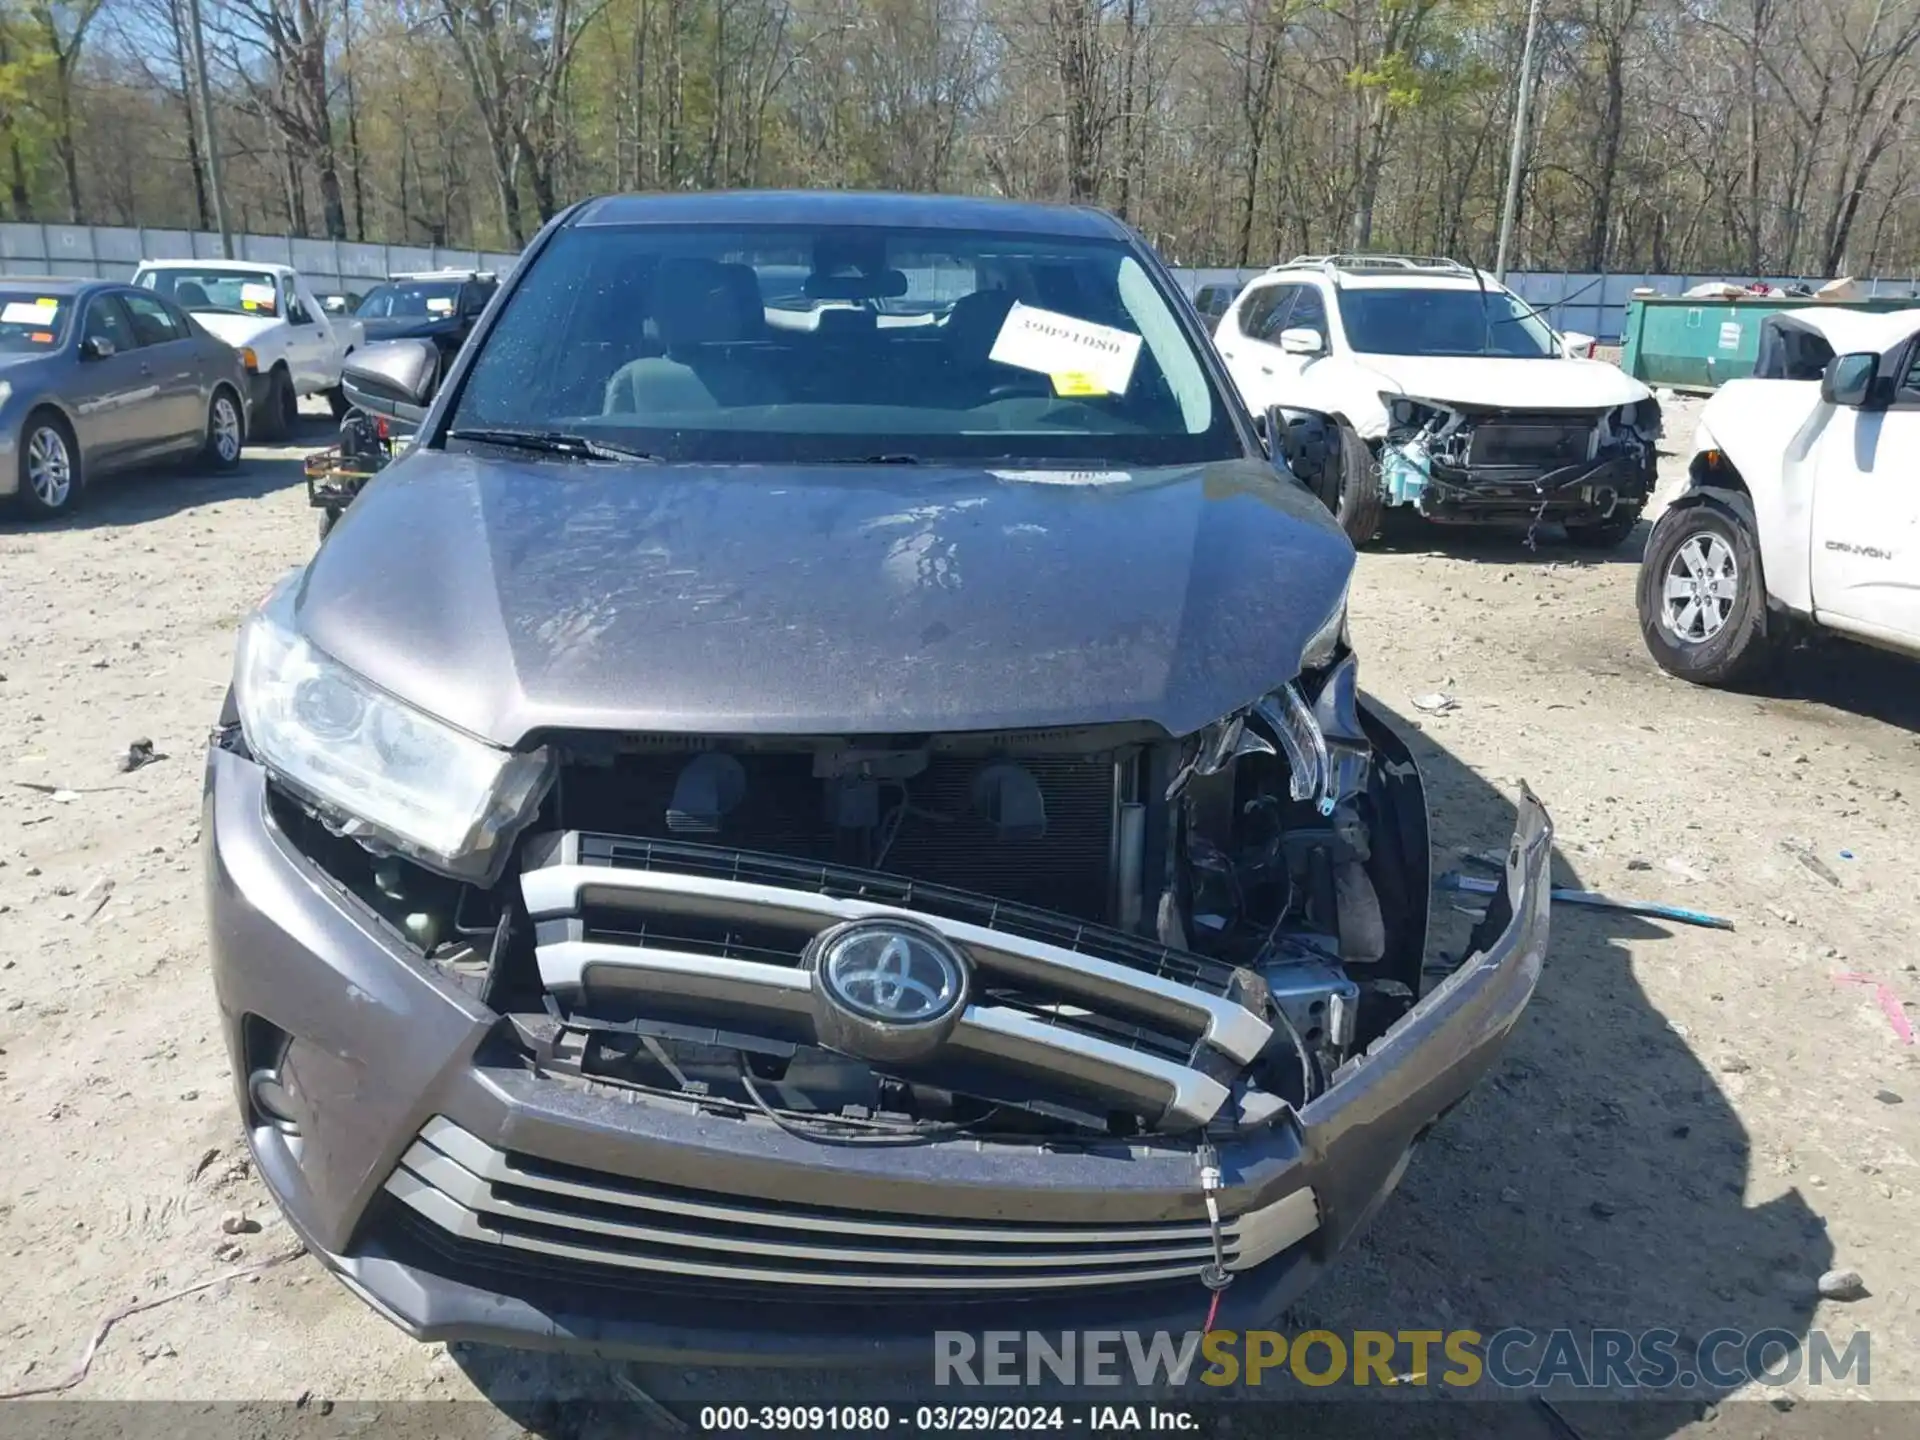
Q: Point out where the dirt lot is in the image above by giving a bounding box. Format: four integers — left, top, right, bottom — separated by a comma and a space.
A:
1, 396, 1916, 1433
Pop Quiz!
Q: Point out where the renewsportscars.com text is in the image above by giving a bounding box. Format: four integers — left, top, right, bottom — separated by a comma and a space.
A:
934, 1328, 1870, 1391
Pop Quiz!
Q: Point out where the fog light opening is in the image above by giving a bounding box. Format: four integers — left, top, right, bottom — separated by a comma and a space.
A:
248, 1067, 302, 1136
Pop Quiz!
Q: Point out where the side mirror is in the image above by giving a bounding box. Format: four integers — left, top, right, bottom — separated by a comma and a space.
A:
1560, 330, 1596, 359
341, 339, 439, 425
1822, 351, 1879, 408
79, 335, 115, 360
1278, 327, 1325, 357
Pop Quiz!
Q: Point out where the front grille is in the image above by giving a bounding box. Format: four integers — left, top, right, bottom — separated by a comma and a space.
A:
1467, 421, 1593, 468
521, 834, 1277, 1128
382, 1116, 1319, 1296
555, 752, 1116, 921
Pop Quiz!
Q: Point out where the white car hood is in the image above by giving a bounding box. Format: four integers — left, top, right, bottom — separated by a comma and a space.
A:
188, 311, 281, 348
1359, 354, 1649, 412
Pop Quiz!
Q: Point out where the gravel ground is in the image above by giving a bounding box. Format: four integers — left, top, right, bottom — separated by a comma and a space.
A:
0, 395, 1915, 1435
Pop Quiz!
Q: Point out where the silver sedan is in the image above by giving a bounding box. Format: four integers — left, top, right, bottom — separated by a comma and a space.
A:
0, 276, 253, 518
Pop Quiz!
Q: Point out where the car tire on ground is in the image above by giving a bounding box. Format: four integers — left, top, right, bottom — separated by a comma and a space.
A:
255, 366, 296, 442
1565, 505, 1644, 551
201, 387, 245, 471
15, 409, 81, 518
1308, 421, 1383, 546
1637, 500, 1768, 686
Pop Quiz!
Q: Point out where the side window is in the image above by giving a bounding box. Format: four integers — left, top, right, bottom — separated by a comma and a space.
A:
81, 295, 137, 353
1898, 336, 1920, 394
1288, 284, 1328, 337
286, 284, 314, 325
1237, 284, 1297, 341
118, 291, 184, 347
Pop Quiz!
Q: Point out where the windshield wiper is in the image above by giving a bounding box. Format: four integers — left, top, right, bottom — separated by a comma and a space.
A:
446, 428, 661, 462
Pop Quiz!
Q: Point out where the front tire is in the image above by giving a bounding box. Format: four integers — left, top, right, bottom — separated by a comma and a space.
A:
201, 387, 244, 470
16, 410, 81, 517
255, 366, 296, 441
1637, 501, 1768, 686
1307, 422, 1383, 546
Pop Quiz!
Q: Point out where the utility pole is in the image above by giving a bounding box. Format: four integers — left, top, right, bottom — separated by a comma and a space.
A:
1494, 0, 1544, 282
185, 0, 232, 258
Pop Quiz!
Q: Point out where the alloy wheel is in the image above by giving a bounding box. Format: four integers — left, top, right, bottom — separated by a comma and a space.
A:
1662, 532, 1739, 642
26, 425, 71, 509
213, 395, 242, 462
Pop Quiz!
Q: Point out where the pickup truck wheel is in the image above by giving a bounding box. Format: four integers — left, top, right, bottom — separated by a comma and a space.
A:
256, 366, 296, 442
1637, 503, 1767, 686
1565, 505, 1644, 550
201, 388, 244, 470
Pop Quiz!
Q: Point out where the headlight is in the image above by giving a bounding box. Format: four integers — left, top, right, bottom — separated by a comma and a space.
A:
0, 380, 13, 410
1380, 393, 1446, 431
234, 589, 553, 881
1301, 580, 1349, 670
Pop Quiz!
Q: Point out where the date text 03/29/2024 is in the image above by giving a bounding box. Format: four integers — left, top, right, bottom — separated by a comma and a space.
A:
697, 1407, 1188, 1432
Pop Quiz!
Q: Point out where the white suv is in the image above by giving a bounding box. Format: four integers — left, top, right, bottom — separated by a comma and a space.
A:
1215, 255, 1660, 546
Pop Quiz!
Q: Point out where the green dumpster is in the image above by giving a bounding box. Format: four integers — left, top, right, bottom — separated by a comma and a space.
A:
1620, 295, 1915, 392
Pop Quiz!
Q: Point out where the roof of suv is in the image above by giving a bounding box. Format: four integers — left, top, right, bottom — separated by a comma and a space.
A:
572, 189, 1131, 240
137, 258, 289, 275
1262, 254, 1498, 291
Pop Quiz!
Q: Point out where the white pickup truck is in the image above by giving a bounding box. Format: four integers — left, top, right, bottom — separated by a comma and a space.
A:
1638, 305, 1920, 684
131, 259, 364, 439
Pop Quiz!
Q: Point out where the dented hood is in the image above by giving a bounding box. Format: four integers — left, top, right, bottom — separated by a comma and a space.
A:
293, 452, 1356, 747
1357, 353, 1649, 412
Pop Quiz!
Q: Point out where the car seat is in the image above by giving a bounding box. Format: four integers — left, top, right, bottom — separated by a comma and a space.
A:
604, 258, 783, 414
175, 281, 211, 308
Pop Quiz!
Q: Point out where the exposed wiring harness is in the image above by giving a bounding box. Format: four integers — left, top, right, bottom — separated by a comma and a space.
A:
737, 1056, 1006, 1147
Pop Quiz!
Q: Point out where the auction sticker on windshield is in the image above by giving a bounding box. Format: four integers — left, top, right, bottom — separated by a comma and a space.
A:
0, 299, 57, 326
990, 302, 1142, 396
241, 282, 278, 312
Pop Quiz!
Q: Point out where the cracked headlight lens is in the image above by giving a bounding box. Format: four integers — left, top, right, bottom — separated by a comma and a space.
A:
1301, 579, 1350, 670
234, 585, 553, 881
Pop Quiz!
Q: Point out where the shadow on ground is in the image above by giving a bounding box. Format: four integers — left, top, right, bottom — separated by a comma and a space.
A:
0, 414, 333, 533
1365, 509, 1651, 567
442, 701, 1825, 1439
1755, 634, 1920, 733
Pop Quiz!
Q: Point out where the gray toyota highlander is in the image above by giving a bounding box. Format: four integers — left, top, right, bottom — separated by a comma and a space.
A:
203, 190, 1552, 1365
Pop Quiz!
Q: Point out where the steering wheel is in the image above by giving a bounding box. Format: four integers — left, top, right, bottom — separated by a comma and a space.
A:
986, 376, 1064, 403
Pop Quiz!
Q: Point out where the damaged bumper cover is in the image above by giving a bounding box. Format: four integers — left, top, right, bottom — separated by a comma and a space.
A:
1378, 397, 1659, 523
204, 740, 1552, 1364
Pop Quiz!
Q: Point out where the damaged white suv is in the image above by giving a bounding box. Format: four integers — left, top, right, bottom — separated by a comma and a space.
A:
1217, 255, 1660, 546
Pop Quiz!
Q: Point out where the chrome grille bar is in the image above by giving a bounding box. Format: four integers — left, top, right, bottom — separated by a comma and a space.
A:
522, 859, 1271, 1063
535, 938, 1230, 1126
383, 1117, 1320, 1292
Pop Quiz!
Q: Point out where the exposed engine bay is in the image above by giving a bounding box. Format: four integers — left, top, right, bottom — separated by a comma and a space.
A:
1378, 396, 1661, 525
267, 646, 1429, 1149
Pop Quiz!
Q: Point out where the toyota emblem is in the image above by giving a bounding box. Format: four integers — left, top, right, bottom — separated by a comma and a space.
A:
808, 919, 971, 1062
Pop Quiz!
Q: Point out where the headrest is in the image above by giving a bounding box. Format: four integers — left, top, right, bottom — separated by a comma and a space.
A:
651, 257, 758, 349
175, 281, 210, 308
944, 290, 1016, 362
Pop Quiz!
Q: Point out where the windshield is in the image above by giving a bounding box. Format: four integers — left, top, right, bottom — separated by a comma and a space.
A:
449, 223, 1237, 466
138, 267, 279, 316
0, 292, 69, 352
357, 281, 463, 319
1336, 286, 1558, 358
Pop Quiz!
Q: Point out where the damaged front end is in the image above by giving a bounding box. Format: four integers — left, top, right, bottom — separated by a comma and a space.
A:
207, 615, 1552, 1358
1377, 394, 1661, 528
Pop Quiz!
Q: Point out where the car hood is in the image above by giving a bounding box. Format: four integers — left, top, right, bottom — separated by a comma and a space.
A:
189, 311, 281, 348
1357, 353, 1649, 411
293, 454, 1356, 746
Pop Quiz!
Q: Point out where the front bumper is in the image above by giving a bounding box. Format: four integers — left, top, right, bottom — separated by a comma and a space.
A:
1380, 443, 1656, 525
204, 746, 1551, 1365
